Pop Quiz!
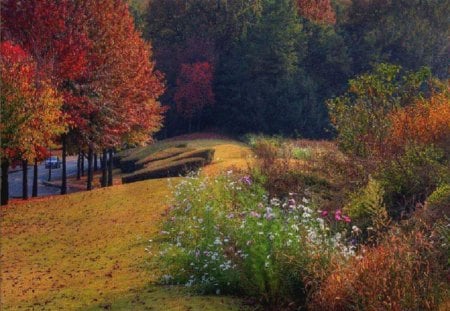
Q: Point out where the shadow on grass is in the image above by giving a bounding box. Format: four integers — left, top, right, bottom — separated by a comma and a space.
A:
82, 284, 255, 311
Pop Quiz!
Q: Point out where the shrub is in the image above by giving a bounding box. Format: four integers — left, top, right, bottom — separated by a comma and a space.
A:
166, 148, 215, 166
134, 147, 194, 170
122, 158, 205, 183
118, 141, 184, 173
388, 88, 450, 156
292, 147, 312, 160
378, 144, 450, 218
344, 178, 390, 235
150, 173, 354, 307
310, 229, 447, 311
327, 64, 432, 158
424, 183, 450, 221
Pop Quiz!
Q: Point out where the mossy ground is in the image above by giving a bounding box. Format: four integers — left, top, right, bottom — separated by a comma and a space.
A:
0, 139, 253, 310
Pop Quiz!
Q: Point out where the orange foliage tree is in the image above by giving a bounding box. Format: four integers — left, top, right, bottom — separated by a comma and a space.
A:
1, 0, 91, 194
0, 41, 66, 204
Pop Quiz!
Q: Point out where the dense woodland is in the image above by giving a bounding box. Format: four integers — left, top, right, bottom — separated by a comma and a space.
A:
139, 0, 449, 137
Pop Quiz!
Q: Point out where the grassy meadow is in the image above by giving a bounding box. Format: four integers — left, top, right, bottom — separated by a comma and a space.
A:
0, 139, 252, 310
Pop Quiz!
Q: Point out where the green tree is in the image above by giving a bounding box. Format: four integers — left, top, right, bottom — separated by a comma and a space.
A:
215, 0, 304, 135
344, 0, 450, 77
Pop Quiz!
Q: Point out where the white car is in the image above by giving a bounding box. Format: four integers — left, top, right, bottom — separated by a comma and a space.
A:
45, 156, 61, 169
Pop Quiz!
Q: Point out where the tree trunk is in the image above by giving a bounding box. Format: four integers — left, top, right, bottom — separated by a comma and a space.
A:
94, 153, 98, 171
76, 151, 81, 180
101, 149, 107, 187
196, 108, 204, 132
61, 135, 67, 195
87, 147, 93, 191
22, 159, 28, 200
32, 158, 38, 197
107, 149, 113, 186
1, 159, 9, 205
48, 158, 52, 181
81, 151, 85, 177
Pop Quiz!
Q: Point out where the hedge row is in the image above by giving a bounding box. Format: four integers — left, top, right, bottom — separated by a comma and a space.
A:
118, 142, 188, 173
122, 157, 206, 183
134, 147, 194, 170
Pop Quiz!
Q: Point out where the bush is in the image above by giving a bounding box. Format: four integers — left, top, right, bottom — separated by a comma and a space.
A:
344, 178, 390, 235
425, 183, 450, 221
166, 148, 215, 166
310, 229, 447, 311
150, 173, 354, 307
134, 147, 194, 170
378, 145, 450, 218
327, 64, 432, 158
292, 147, 312, 160
122, 158, 205, 183
119, 141, 185, 173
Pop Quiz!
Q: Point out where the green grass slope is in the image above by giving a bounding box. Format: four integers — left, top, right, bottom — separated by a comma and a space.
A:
0, 139, 252, 310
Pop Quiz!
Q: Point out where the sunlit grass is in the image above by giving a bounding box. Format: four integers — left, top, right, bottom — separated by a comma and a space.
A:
0, 139, 252, 310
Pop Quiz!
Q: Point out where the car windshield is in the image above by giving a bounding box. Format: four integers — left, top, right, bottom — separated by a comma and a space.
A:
48, 156, 58, 161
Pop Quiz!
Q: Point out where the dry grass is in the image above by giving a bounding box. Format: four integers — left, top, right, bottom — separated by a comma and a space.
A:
0, 139, 252, 310
309, 230, 448, 311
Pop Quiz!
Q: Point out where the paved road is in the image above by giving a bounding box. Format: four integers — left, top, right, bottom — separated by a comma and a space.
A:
9, 156, 78, 198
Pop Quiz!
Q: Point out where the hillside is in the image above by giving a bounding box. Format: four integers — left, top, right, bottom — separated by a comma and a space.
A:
0, 139, 252, 310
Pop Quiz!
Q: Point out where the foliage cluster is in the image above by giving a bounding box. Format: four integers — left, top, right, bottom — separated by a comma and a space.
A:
329, 64, 450, 216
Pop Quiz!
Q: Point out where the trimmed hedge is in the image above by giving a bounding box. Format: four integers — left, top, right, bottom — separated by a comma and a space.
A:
122, 157, 206, 183
134, 147, 195, 170
165, 148, 215, 166
119, 142, 191, 173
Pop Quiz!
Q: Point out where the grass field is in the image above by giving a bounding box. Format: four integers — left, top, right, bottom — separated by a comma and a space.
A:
0, 139, 253, 310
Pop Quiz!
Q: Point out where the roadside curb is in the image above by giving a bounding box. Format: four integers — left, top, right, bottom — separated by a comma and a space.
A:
41, 181, 61, 189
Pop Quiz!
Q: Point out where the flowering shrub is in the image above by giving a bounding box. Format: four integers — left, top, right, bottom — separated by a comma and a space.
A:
150, 172, 354, 306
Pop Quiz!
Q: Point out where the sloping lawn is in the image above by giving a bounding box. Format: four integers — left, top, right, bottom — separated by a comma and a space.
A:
0, 139, 253, 310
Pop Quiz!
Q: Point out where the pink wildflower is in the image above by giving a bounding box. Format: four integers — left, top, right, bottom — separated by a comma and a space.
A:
334, 210, 342, 221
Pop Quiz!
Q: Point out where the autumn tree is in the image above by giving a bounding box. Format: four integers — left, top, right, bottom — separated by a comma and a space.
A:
1, 0, 91, 194
0, 41, 65, 205
174, 62, 215, 132
78, 0, 166, 190
297, 0, 336, 24
3, 0, 165, 192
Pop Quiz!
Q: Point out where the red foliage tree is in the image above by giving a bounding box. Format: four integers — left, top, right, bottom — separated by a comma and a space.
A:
81, 0, 166, 148
1, 0, 92, 194
174, 62, 215, 132
297, 0, 336, 24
